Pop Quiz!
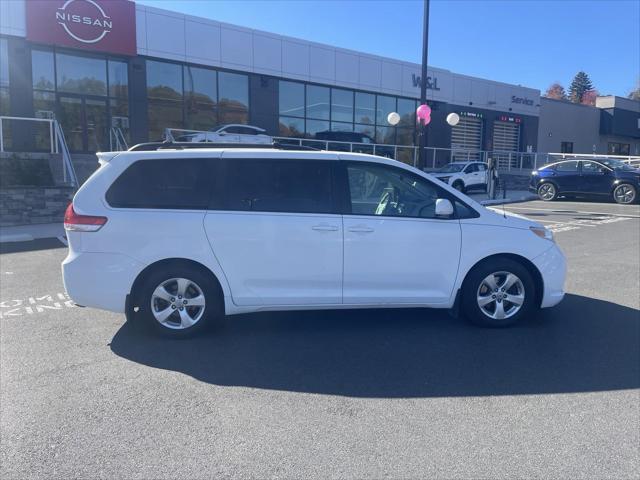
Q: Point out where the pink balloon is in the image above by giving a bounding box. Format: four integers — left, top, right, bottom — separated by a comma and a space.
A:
416, 104, 432, 125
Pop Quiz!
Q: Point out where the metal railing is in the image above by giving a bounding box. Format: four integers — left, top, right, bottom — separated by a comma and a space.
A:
109, 127, 128, 151
161, 127, 640, 172
0, 116, 78, 187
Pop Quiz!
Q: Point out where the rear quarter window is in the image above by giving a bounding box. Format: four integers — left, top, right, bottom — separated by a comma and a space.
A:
106, 158, 214, 209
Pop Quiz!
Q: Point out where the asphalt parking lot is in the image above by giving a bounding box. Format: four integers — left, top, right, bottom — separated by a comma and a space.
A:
1, 199, 639, 479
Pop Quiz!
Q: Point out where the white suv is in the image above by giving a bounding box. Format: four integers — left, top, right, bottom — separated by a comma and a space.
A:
432, 161, 489, 193
62, 146, 565, 337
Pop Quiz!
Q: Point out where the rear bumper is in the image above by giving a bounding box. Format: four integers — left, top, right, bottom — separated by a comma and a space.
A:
62, 251, 144, 313
531, 244, 566, 308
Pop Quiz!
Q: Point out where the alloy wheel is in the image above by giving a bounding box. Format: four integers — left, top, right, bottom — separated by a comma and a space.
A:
538, 183, 556, 201
476, 271, 525, 320
614, 184, 636, 204
151, 277, 206, 329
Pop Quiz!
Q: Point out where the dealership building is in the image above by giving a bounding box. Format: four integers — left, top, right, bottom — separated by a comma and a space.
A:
0, 0, 543, 167
1, 0, 638, 174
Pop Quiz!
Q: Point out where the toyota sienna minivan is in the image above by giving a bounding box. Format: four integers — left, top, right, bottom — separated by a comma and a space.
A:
62, 144, 566, 337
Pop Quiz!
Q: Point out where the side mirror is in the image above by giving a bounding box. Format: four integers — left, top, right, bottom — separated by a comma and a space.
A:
435, 198, 454, 218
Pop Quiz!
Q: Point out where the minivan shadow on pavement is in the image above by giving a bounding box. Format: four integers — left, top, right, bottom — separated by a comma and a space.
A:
109, 294, 639, 398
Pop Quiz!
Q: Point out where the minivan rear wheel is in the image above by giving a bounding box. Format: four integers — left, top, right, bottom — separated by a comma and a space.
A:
135, 265, 221, 337
462, 258, 536, 327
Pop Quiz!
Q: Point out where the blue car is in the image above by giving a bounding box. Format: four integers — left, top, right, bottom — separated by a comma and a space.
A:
530, 158, 640, 204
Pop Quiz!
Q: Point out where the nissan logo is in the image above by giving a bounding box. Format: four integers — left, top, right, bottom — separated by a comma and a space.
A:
55, 0, 113, 44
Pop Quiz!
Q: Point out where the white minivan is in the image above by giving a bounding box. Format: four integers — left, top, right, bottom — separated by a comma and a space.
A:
62, 145, 566, 337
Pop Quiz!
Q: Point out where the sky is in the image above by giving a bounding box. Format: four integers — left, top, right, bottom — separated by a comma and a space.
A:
136, 0, 640, 97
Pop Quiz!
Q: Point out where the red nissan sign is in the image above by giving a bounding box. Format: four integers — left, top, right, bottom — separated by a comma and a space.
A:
26, 0, 136, 56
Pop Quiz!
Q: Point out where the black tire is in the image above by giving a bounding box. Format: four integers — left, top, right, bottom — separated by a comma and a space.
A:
134, 263, 222, 338
462, 257, 537, 328
537, 182, 557, 201
452, 181, 465, 193
612, 183, 637, 204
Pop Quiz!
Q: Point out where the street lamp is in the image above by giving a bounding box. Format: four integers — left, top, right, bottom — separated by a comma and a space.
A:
417, 0, 430, 170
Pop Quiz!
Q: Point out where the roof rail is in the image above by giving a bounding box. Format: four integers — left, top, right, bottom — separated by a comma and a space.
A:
127, 140, 321, 152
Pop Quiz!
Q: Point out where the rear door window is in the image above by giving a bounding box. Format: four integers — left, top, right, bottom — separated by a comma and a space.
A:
225, 159, 334, 214
554, 161, 579, 172
106, 158, 214, 209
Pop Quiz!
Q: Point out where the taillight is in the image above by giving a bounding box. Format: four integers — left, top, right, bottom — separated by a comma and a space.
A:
64, 203, 107, 232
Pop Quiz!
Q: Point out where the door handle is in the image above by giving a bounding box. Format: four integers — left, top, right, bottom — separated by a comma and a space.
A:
312, 224, 339, 232
348, 225, 375, 233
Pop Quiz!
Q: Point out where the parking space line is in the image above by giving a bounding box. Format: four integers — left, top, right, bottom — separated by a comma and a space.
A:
504, 206, 640, 219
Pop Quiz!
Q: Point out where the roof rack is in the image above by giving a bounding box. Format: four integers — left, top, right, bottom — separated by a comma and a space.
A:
127, 140, 321, 152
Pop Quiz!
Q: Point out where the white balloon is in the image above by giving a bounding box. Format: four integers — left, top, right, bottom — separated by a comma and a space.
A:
446, 112, 460, 126
387, 112, 401, 126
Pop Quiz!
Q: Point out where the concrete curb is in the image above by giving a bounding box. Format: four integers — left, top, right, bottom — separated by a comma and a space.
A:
0, 233, 35, 243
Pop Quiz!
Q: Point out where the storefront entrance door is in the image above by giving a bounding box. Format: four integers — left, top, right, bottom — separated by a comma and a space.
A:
58, 95, 108, 153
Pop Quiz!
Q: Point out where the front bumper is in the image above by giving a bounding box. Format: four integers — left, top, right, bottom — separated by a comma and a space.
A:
62, 251, 145, 313
531, 244, 566, 308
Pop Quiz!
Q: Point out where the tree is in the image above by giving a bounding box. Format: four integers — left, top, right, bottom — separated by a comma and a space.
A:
629, 78, 640, 101
569, 71, 594, 103
544, 82, 567, 100
581, 89, 599, 106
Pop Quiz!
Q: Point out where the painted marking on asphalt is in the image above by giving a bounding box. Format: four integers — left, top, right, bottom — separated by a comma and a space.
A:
504, 205, 640, 219
533, 216, 632, 233
0, 293, 76, 319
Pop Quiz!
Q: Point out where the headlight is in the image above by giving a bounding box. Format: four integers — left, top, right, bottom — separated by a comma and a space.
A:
530, 226, 554, 242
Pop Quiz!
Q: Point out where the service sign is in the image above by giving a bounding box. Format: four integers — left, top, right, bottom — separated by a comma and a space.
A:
26, 0, 136, 56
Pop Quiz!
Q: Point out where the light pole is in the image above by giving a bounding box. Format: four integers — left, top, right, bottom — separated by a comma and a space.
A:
418, 0, 430, 170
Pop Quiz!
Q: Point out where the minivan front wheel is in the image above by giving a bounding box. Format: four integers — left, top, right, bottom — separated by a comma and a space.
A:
135, 264, 221, 337
462, 258, 536, 327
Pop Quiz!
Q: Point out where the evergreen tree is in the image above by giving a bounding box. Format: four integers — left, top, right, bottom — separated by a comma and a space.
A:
569, 71, 594, 103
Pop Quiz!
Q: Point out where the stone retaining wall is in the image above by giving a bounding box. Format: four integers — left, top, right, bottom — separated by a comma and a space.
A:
0, 187, 75, 226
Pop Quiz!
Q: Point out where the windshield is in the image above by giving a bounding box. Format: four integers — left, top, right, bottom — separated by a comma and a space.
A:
437, 163, 466, 173
598, 158, 635, 170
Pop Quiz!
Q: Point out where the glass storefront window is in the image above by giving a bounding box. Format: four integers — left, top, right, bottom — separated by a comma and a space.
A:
218, 71, 248, 124
331, 88, 353, 123
0, 87, 8, 116
184, 66, 217, 130
355, 92, 375, 124
376, 126, 395, 144
279, 81, 304, 117
331, 121, 353, 132
376, 95, 396, 125
354, 123, 376, 141
56, 53, 107, 95
397, 98, 416, 128
108, 60, 128, 98
184, 66, 216, 105
396, 127, 415, 146
147, 60, 182, 101
306, 85, 330, 120
306, 119, 329, 138
148, 101, 183, 141
0, 38, 9, 88
32, 49, 55, 91
279, 116, 304, 137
